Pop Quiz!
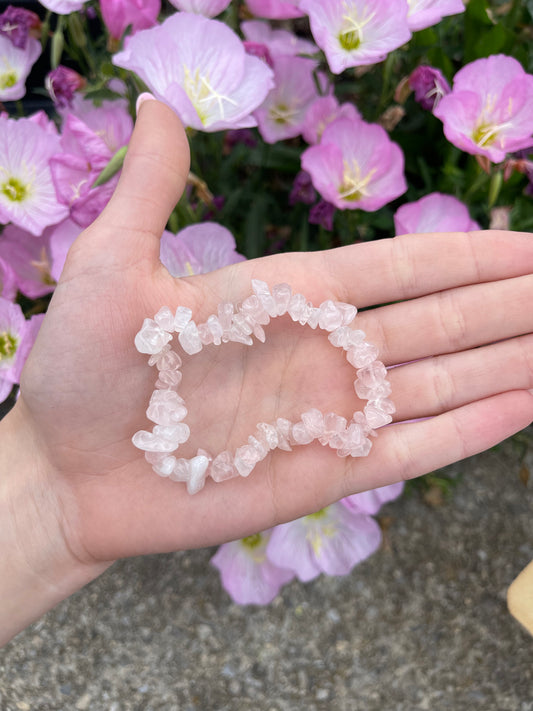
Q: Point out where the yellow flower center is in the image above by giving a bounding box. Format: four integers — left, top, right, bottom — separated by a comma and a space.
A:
338, 5, 376, 52
182, 65, 237, 127
1, 176, 28, 203
338, 159, 376, 202
0, 331, 18, 361
0, 70, 18, 89
269, 102, 298, 126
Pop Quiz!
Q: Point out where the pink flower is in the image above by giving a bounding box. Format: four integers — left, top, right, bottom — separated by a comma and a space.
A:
245, 0, 304, 20
50, 113, 117, 227
393, 192, 480, 235
38, 0, 87, 13
0, 33, 41, 101
46, 66, 86, 109
0, 225, 56, 298
241, 19, 317, 57
301, 117, 407, 211
409, 65, 450, 111
160, 222, 245, 277
434, 54, 533, 163
254, 55, 320, 143
64, 96, 133, 153
211, 531, 295, 605
407, 0, 465, 32
0, 257, 16, 301
299, 0, 411, 74
0, 6, 41, 50
100, 0, 161, 41
289, 170, 316, 206
302, 94, 361, 144
168, 0, 231, 16
266, 503, 382, 582
0, 115, 69, 236
113, 13, 274, 132
342, 482, 404, 516
0, 297, 43, 403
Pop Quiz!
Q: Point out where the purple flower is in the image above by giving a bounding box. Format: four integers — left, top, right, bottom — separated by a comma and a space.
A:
160, 222, 245, 277
0, 115, 69, 236
342, 482, 404, 516
223, 128, 258, 151
0, 6, 40, 50
407, 0, 465, 32
113, 13, 274, 132
243, 41, 274, 69
267, 503, 382, 582
299, 0, 411, 74
0, 33, 41, 102
309, 199, 336, 230
409, 65, 450, 111
0, 297, 43, 403
168, 0, 231, 16
0, 257, 16, 301
289, 170, 317, 206
394, 192, 480, 235
0, 225, 56, 298
434, 54, 533, 163
241, 19, 317, 57
50, 113, 117, 228
63, 96, 133, 153
46, 66, 86, 109
301, 117, 407, 211
245, 0, 304, 20
211, 531, 295, 605
302, 94, 361, 145
100, 0, 161, 41
254, 55, 320, 143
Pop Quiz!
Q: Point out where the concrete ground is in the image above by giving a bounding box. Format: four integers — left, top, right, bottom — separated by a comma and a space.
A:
1, 432, 532, 711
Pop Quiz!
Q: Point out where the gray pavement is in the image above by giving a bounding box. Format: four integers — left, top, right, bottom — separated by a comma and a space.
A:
1, 433, 532, 711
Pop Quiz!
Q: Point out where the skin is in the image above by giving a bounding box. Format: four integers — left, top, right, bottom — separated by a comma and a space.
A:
1, 100, 532, 646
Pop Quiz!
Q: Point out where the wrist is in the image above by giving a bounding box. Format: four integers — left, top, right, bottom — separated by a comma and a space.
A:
0, 400, 111, 647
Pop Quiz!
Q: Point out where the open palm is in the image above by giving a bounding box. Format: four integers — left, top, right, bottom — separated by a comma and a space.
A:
17, 101, 533, 568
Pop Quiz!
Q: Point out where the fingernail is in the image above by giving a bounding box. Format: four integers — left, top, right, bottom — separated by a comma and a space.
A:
135, 92, 156, 115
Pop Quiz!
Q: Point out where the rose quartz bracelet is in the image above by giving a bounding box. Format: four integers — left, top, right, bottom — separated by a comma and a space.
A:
132, 280, 394, 494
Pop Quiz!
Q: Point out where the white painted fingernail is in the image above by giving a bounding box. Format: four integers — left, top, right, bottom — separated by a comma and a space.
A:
135, 92, 156, 115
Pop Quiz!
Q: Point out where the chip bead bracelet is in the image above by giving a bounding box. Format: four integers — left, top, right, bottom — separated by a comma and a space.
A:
132, 280, 395, 495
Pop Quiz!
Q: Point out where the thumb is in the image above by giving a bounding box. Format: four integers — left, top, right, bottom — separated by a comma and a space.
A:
87, 98, 190, 263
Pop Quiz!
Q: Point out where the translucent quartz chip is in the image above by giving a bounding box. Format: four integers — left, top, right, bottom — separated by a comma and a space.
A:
147, 390, 187, 426
170, 458, 190, 482
226, 327, 253, 346
275, 418, 293, 451
234, 444, 261, 477
174, 306, 193, 333
336, 423, 372, 457
135, 318, 172, 355
218, 302, 234, 335
328, 326, 366, 350
301, 408, 325, 438
153, 455, 176, 477
198, 322, 214, 346
132, 429, 176, 453
149, 344, 170, 367
256, 422, 279, 450
318, 300, 344, 332
155, 368, 183, 389
154, 306, 175, 332
252, 279, 277, 317
319, 412, 348, 447
346, 341, 379, 368
248, 435, 268, 460
187, 455, 210, 495
207, 315, 224, 345
336, 302, 357, 326
211, 450, 238, 483
287, 293, 307, 322
357, 361, 388, 385
291, 421, 314, 445
156, 349, 182, 371
355, 379, 392, 400
231, 312, 253, 335
271, 283, 292, 315
153, 423, 190, 448
178, 320, 202, 355
364, 403, 393, 429
240, 295, 270, 326
306, 305, 320, 329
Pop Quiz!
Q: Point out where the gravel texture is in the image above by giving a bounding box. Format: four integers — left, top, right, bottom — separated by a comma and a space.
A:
1, 434, 532, 711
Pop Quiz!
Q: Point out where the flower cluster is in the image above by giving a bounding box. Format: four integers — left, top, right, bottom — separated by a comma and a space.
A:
1, 0, 532, 602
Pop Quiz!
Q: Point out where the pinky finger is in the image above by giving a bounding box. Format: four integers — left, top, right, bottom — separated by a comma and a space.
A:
343, 390, 533, 496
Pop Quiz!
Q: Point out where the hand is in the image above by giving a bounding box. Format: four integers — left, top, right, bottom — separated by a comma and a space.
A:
2, 101, 532, 642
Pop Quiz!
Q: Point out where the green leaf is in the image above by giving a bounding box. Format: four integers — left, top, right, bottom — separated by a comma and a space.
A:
92, 146, 128, 188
